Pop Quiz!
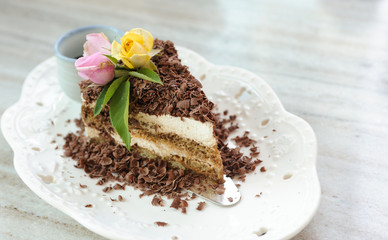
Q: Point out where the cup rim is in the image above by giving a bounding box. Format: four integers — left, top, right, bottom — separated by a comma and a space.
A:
54, 25, 124, 62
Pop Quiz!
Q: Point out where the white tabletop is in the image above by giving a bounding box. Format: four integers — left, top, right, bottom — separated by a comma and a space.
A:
1, 0, 387, 239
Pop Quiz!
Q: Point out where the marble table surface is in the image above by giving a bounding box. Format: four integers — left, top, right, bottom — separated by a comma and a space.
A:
1, 0, 387, 239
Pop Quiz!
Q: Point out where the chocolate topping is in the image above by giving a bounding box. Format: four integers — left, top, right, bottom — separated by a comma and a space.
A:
80, 39, 216, 123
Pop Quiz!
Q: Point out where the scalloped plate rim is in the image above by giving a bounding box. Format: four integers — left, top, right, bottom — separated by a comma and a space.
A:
1, 46, 321, 240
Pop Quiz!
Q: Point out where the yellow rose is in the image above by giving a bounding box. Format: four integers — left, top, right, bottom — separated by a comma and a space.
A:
111, 28, 159, 69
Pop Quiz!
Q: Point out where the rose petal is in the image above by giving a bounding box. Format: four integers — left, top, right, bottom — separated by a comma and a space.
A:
83, 33, 111, 57
129, 54, 151, 69
127, 41, 148, 57
121, 58, 135, 69
128, 28, 154, 51
111, 40, 121, 60
75, 52, 114, 85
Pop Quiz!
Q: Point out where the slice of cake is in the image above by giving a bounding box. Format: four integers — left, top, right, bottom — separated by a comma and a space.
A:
79, 39, 224, 183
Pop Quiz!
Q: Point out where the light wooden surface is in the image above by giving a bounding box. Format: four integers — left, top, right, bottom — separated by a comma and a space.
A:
1, 0, 388, 239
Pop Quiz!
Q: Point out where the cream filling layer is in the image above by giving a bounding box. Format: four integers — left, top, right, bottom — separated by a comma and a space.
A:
86, 126, 205, 160
82, 98, 216, 147
134, 112, 216, 147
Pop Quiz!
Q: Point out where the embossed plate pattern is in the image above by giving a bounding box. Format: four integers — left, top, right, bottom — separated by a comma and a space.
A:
1, 47, 320, 240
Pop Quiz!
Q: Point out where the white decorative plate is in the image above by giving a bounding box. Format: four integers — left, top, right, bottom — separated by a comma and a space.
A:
1, 47, 320, 240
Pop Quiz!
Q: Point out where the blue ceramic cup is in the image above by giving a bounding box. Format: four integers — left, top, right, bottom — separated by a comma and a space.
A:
54, 25, 124, 102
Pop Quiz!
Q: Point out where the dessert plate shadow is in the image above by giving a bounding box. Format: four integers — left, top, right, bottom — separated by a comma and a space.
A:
1, 46, 320, 240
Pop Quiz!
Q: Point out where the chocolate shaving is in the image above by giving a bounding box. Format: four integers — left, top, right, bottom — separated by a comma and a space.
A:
79, 184, 87, 188
103, 186, 112, 193
255, 192, 263, 197
214, 113, 262, 180
84, 204, 92, 208
170, 196, 181, 209
152, 195, 165, 207
113, 183, 125, 190
216, 185, 226, 195
232, 131, 257, 147
196, 202, 206, 211
155, 221, 168, 227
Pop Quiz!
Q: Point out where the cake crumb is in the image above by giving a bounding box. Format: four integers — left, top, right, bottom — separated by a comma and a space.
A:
79, 184, 87, 188
260, 167, 266, 172
84, 204, 92, 208
118, 195, 123, 201
228, 197, 233, 202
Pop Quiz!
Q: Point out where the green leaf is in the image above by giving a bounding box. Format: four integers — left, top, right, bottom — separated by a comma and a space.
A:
93, 83, 110, 116
109, 80, 131, 151
114, 69, 129, 78
103, 54, 118, 65
102, 76, 127, 107
143, 60, 159, 73
149, 49, 162, 58
128, 68, 163, 85
138, 67, 163, 85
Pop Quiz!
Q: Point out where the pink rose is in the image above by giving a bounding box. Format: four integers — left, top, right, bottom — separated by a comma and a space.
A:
75, 52, 115, 85
83, 33, 111, 57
